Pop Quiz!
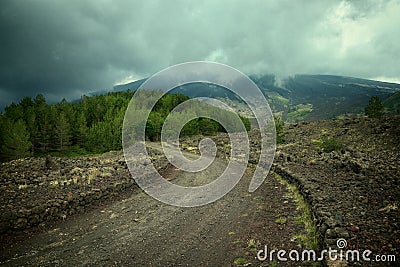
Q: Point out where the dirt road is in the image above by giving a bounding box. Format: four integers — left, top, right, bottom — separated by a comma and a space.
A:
1, 149, 303, 266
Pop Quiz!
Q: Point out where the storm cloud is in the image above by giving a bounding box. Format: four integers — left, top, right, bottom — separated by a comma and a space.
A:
0, 0, 399, 108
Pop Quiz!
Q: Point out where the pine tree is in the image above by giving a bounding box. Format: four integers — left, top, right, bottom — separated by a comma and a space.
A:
4, 102, 23, 121
110, 108, 124, 150
24, 106, 38, 154
365, 96, 384, 118
1, 119, 32, 160
73, 111, 89, 148
87, 122, 107, 152
54, 112, 72, 151
0, 115, 7, 158
34, 94, 52, 152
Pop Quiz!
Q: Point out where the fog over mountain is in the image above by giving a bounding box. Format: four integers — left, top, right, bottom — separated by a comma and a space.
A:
1, 0, 400, 109
114, 74, 400, 121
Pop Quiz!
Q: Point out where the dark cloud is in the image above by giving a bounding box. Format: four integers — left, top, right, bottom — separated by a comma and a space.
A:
0, 0, 399, 108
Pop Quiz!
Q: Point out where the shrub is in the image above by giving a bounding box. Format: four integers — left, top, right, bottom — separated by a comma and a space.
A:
365, 96, 384, 118
319, 136, 342, 153
274, 116, 285, 144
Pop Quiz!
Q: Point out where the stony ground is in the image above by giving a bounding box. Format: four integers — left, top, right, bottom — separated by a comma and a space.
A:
275, 116, 400, 266
179, 115, 400, 266
1, 145, 306, 266
0, 148, 170, 235
0, 115, 399, 266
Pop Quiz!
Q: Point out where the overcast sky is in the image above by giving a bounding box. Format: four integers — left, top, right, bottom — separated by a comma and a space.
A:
1, 0, 399, 109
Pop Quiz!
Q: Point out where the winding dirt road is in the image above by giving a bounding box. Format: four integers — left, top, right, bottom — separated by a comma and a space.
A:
1, 147, 303, 266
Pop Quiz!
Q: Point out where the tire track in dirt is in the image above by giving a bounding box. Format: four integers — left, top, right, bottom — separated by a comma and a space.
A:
1, 144, 304, 266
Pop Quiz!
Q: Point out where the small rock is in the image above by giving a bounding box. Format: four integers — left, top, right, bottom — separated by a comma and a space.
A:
348, 225, 360, 232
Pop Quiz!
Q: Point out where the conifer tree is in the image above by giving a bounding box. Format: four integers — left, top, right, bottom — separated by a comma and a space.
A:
365, 96, 384, 118
74, 112, 89, 148
54, 112, 72, 151
1, 119, 32, 160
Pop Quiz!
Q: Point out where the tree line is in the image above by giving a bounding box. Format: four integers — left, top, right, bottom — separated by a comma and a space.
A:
0, 90, 250, 161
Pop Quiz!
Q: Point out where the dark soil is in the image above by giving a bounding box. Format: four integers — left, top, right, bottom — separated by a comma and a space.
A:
1, 115, 399, 266
179, 115, 400, 266
1, 149, 304, 266
275, 116, 400, 266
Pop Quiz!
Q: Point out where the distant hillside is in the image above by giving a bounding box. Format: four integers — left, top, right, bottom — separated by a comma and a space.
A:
114, 79, 146, 92
114, 79, 243, 102
114, 74, 400, 122
383, 91, 400, 114
282, 75, 400, 121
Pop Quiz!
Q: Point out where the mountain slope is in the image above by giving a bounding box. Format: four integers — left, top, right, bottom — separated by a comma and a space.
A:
283, 75, 400, 120
114, 74, 400, 121
383, 91, 400, 114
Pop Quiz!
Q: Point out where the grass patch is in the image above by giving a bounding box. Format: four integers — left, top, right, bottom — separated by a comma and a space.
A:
247, 239, 257, 249
274, 172, 319, 250
287, 103, 313, 122
233, 257, 246, 265
318, 135, 342, 153
270, 93, 290, 107
274, 217, 287, 224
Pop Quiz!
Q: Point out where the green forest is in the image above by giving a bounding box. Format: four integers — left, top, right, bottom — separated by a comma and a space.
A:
0, 90, 250, 161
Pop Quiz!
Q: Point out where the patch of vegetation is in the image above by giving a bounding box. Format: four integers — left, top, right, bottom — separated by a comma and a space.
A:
335, 114, 347, 120
233, 257, 246, 265
287, 103, 313, 122
275, 217, 287, 224
365, 96, 384, 118
247, 239, 257, 249
274, 116, 285, 144
275, 173, 319, 250
270, 92, 290, 107
318, 135, 342, 153
383, 91, 400, 114
214, 97, 254, 118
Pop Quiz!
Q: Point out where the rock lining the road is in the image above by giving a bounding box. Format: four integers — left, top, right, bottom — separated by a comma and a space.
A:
274, 116, 399, 266
0, 148, 169, 235
272, 165, 349, 250
179, 116, 399, 265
